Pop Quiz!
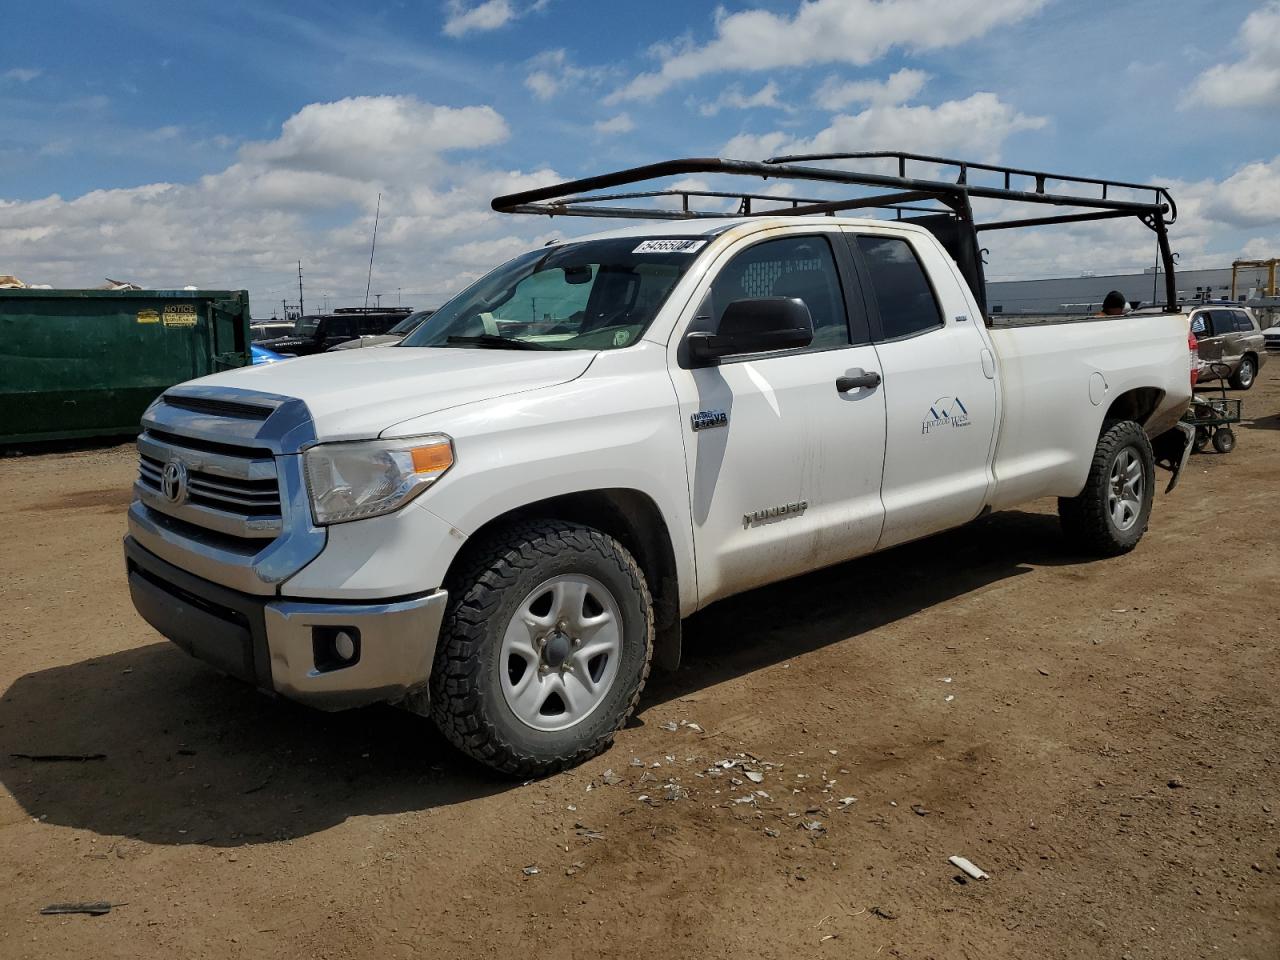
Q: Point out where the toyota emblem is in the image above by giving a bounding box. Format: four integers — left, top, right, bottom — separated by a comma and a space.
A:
160, 459, 189, 504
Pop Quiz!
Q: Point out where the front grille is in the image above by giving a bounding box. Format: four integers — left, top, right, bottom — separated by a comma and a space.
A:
135, 430, 284, 541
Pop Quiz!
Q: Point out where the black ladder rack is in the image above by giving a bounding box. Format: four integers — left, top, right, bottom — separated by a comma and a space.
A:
491, 152, 1180, 312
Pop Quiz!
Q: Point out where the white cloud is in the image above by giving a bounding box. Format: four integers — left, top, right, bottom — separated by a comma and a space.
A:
698, 81, 783, 117
2, 67, 42, 84
443, 0, 516, 37
1176, 157, 1280, 229
722, 92, 1046, 162
1184, 2, 1280, 108
814, 68, 929, 110
610, 0, 1046, 101
979, 157, 1280, 281
1239, 235, 1280, 260
238, 95, 508, 180
593, 113, 635, 135
523, 48, 610, 100
0, 96, 562, 307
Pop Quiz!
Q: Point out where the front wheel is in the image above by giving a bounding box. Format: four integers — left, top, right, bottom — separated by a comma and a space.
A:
428, 520, 653, 777
1229, 356, 1256, 390
1212, 427, 1236, 453
1058, 420, 1155, 557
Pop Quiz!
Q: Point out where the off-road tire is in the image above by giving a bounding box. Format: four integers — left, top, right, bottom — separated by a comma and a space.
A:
1228, 356, 1256, 391
429, 520, 653, 777
1058, 420, 1155, 557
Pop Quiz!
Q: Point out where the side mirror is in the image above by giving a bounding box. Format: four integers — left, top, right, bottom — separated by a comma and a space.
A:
685, 297, 814, 365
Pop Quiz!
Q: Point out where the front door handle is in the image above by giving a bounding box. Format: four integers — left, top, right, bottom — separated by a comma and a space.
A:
836, 370, 881, 392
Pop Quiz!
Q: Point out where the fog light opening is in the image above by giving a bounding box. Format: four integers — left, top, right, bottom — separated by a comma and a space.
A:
313, 625, 362, 673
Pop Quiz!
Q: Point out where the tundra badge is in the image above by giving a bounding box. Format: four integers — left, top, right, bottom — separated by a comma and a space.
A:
691, 409, 729, 432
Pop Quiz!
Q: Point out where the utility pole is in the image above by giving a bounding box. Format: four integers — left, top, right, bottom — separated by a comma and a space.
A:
281, 298, 288, 319
297, 261, 305, 318
397, 287, 402, 306
364, 192, 381, 309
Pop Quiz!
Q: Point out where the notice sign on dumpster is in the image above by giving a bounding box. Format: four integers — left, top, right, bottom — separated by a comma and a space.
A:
162, 304, 198, 327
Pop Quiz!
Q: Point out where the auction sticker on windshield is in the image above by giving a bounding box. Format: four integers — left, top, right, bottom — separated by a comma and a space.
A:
633, 239, 707, 254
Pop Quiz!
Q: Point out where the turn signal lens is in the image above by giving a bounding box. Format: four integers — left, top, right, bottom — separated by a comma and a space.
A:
411, 442, 454, 474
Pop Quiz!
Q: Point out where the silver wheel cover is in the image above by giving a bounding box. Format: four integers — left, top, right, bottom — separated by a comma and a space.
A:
1107, 446, 1145, 532
499, 574, 623, 733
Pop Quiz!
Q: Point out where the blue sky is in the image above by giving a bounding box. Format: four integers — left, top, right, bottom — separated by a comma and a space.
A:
3, 0, 1279, 310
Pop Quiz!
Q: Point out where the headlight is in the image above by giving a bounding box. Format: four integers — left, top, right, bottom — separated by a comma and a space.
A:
303, 435, 454, 525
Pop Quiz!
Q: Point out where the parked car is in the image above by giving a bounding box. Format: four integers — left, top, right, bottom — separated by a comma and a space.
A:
1263, 320, 1280, 354
327, 309, 434, 351
251, 344, 289, 365
1188, 305, 1267, 389
250, 321, 293, 342
258, 307, 414, 356
123, 153, 1197, 777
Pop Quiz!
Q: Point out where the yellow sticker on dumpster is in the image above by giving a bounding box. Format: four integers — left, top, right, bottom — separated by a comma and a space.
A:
162, 304, 198, 327
136, 309, 160, 324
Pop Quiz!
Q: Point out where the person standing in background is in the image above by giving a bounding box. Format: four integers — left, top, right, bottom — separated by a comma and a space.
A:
1099, 290, 1128, 316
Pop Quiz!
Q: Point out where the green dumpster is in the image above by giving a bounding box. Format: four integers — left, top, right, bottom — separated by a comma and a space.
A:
0, 289, 251, 444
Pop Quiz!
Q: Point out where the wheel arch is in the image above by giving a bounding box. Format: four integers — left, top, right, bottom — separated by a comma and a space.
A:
1103, 386, 1165, 432
444, 488, 685, 672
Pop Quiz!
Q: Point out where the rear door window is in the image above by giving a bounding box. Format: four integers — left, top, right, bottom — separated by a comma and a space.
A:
1234, 310, 1255, 332
854, 235, 944, 341
1208, 310, 1237, 337
328, 317, 357, 340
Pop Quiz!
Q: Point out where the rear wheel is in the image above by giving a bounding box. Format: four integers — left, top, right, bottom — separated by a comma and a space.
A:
1212, 427, 1236, 454
1229, 356, 1256, 390
428, 520, 653, 777
1192, 426, 1211, 453
1058, 420, 1155, 556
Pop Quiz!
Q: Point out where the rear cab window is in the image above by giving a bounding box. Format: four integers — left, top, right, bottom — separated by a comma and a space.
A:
854, 235, 944, 341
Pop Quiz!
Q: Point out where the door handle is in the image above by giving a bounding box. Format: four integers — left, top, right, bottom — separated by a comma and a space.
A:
836, 370, 881, 392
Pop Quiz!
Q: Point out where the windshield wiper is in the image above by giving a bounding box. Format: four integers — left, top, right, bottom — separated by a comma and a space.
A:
445, 334, 554, 351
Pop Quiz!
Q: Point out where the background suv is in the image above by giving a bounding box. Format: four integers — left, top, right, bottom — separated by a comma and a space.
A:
1188, 305, 1266, 389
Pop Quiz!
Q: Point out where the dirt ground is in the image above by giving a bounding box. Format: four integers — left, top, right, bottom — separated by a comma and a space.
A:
1, 374, 1277, 960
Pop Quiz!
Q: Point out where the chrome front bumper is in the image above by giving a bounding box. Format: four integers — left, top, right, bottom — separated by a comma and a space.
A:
125, 536, 447, 711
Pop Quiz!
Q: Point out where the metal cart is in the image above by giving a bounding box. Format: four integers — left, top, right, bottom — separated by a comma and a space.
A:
1184, 362, 1242, 454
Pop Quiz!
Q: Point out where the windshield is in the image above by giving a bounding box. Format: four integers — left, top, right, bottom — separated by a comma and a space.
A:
292, 317, 320, 336
399, 237, 706, 351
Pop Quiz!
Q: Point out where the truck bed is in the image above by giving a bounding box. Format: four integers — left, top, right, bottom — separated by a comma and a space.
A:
985, 309, 1192, 511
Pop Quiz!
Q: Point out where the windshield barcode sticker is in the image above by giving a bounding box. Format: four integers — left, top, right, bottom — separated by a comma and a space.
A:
633, 239, 708, 254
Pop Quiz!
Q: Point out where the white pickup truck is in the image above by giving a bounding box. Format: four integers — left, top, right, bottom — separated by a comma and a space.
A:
124, 154, 1196, 775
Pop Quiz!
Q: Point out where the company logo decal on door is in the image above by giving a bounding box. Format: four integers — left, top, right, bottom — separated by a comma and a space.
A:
922, 397, 971, 434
